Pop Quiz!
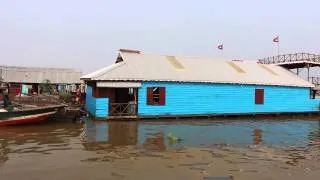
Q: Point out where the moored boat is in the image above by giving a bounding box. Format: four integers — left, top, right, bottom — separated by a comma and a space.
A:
0, 105, 65, 126
0, 84, 66, 126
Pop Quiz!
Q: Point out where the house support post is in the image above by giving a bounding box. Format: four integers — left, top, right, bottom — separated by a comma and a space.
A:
307, 64, 310, 82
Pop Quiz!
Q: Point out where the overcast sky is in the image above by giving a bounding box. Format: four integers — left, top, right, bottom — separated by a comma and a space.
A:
1, 0, 320, 74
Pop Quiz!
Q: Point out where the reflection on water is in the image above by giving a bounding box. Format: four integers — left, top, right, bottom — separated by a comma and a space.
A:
308, 121, 320, 147
80, 121, 134, 146
0, 139, 8, 166
0, 118, 319, 180
81, 119, 320, 149
78, 118, 320, 167
143, 131, 166, 151
108, 121, 138, 146
0, 118, 319, 166
252, 129, 263, 145
81, 121, 167, 151
0, 121, 83, 166
284, 148, 308, 166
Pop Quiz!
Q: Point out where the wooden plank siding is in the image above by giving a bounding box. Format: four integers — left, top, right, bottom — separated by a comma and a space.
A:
138, 82, 320, 116
85, 85, 96, 115
158, 87, 166, 105
85, 85, 108, 118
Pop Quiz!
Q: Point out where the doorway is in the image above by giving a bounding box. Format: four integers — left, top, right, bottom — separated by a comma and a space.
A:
109, 88, 138, 116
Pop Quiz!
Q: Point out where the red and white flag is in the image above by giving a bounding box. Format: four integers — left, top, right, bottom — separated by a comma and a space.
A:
273, 36, 279, 43
217, 44, 223, 50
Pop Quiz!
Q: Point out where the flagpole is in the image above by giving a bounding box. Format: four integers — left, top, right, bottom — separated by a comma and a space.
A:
273, 36, 280, 56
218, 44, 223, 58
221, 48, 223, 58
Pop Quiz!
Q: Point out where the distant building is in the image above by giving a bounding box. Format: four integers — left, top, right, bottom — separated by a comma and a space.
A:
81, 49, 320, 119
0, 65, 83, 97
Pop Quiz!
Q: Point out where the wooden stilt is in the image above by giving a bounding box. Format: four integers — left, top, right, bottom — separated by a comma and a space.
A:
307, 64, 310, 81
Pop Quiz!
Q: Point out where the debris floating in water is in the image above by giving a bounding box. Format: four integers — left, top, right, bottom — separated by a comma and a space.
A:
167, 132, 182, 143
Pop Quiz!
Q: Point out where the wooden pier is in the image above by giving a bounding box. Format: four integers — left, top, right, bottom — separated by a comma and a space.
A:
259, 53, 320, 83
258, 53, 320, 68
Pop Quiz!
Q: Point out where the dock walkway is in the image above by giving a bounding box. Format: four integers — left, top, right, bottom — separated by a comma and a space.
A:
258, 53, 320, 69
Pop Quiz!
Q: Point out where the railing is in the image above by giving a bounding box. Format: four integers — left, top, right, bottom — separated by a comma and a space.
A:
258, 53, 320, 64
109, 103, 137, 116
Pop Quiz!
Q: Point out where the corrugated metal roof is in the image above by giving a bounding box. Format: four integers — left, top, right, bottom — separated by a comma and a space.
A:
81, 50, 314, 87
1, 65, 82, 84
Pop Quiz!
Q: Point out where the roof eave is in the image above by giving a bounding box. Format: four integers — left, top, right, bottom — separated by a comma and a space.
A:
87, 78, 314, 88
80, 77, 92, 81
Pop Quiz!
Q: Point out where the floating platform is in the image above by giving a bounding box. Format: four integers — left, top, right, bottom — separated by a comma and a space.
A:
93, 111, 320, 121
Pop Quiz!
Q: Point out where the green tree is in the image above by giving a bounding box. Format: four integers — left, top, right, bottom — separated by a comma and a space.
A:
40, 79, 53, 95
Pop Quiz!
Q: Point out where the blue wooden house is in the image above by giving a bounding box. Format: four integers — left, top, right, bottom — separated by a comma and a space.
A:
81, 49, 320, 119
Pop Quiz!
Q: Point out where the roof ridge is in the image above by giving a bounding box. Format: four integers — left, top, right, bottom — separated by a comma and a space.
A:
93, 62, 126, 80
0, 65, 80, 71
147, 52, 231, 61
119, 49, 233, 62
118, 49, 262, 63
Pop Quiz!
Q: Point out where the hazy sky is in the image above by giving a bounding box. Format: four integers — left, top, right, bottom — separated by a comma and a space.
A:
1, 0, 320, 74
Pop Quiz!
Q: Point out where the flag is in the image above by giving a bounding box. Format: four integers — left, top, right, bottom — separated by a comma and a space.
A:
273, 36, 279, 43
217, 44, 223, 50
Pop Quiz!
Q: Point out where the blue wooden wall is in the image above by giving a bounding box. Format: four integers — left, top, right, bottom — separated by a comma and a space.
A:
138, 82, 320, 116
85, 85, 108, 118
85, 85, 96, 115
96, 98, 109, 118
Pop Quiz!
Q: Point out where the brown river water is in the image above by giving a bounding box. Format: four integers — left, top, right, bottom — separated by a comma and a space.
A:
0, 117, 319, 180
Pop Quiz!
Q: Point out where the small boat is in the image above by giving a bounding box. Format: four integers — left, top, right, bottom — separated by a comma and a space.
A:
0, 84, 65, 126
0, 105, 65, 126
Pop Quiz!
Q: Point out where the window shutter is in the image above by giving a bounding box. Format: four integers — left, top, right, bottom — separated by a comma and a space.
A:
158, 87, 166, 105
255, 89, 264, 104
147, 87, 153, 105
